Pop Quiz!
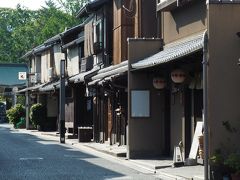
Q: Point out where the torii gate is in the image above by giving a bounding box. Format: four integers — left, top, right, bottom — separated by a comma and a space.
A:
0, 63, 28, 122
0, 63, 27, 86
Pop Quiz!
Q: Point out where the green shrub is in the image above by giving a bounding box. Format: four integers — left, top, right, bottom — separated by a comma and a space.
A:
210, 149, 224, 166
30, 103, 46, 129
6, 104, 25, 128
17, 95, 25, 106
225, 153, 240, 175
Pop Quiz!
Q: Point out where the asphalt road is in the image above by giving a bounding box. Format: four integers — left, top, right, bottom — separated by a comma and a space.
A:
0, 124, 159, 180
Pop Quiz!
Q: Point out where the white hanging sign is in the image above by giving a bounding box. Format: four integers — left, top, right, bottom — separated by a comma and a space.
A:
18, 72, 27, 80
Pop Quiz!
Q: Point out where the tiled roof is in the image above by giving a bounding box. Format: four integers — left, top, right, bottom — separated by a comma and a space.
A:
61, 36, 84, 50
69, 67, 99, 83
44, 23, 84, 45
16, 83, 46, 93
21, 44, 52, 58
91, 61, 128, 81
131, 32, 204, 70
22, 24, 84, 58
39, 80, 68, 92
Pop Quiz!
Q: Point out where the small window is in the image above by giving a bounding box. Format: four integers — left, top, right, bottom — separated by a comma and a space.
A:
78, 45, 84, 70
78, 45, 84, 58
94, 19, 103, 44
93, 19, 103, 55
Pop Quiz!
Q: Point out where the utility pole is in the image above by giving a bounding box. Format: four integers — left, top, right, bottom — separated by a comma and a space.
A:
59, 59, 66, 143
203, 30, 209, 180
12, 87, 18, 107
25, 90, 29, 130
26, 70, 29, 130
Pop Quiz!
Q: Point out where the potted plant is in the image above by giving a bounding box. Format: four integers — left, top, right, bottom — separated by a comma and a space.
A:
210, 150, 231, 180
225, 153, 240, 180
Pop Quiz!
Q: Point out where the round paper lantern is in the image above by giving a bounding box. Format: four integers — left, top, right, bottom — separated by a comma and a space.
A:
171, 69, 186, 83
153, 77, 166, 89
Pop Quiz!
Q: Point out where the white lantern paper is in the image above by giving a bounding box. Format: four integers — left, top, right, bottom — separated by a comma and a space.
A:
171, 69, 186, 83
153, 77, 166, 89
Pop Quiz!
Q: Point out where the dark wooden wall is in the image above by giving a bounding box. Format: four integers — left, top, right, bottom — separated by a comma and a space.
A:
113, 0, 134, 64
65, 94, 74, 127
113, 0, 157, 65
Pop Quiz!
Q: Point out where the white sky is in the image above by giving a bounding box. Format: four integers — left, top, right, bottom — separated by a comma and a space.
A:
0, 0, 48, 10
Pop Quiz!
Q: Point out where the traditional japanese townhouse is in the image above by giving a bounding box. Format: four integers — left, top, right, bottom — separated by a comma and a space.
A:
108, 0, 157, 146
39, 24, 85, 133
75, 0, 158, 147
95, 0, 158, 146
128, 0, 240, 166
61, 24, 85, 135
21, 24, 84, 131
21, 43, 60, 131
0, 63, 28, 111
45, 23, 85, 135
69, 0, 114, 143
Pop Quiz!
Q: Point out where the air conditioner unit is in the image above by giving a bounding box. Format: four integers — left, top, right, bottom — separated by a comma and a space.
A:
48, 68, 53, 79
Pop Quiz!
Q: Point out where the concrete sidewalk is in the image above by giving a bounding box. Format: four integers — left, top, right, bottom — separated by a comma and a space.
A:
2, 124, 204, 180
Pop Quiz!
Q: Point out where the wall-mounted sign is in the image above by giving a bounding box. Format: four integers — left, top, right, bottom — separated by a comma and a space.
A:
18, 72, 27, 80
131, 90, 150, 118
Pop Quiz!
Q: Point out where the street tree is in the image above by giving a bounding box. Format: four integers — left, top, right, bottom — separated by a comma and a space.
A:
55, 0, 88, 16
0, 0, 83, 63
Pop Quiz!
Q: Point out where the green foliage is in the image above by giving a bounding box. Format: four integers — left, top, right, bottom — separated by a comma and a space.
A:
34, 3, 79, 43
210, 149, 224, 166
56, 0, 88, 16
225, 153, 240, 175
0, 96, 4, 101
0, 6, 37, 63
5, 97, 12, 110
17, 95, 25, 106
6, 104, 25, 128
30, 103, 46, 128
0, 0, 81, 63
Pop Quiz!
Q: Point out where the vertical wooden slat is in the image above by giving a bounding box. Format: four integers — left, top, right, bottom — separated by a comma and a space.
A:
107, 97, 112, 141
113, 0, 135, 65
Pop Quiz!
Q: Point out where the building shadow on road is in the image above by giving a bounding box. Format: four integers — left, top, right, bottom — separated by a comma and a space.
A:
0, 124, 135, 180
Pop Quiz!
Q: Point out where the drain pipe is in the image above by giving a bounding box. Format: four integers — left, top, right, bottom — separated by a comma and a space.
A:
202, 30, 209, 180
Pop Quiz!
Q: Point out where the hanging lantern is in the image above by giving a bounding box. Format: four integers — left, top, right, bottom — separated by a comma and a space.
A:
153, 77, 166, 89
171, 69, 186, 83
93, 96, 97, 104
